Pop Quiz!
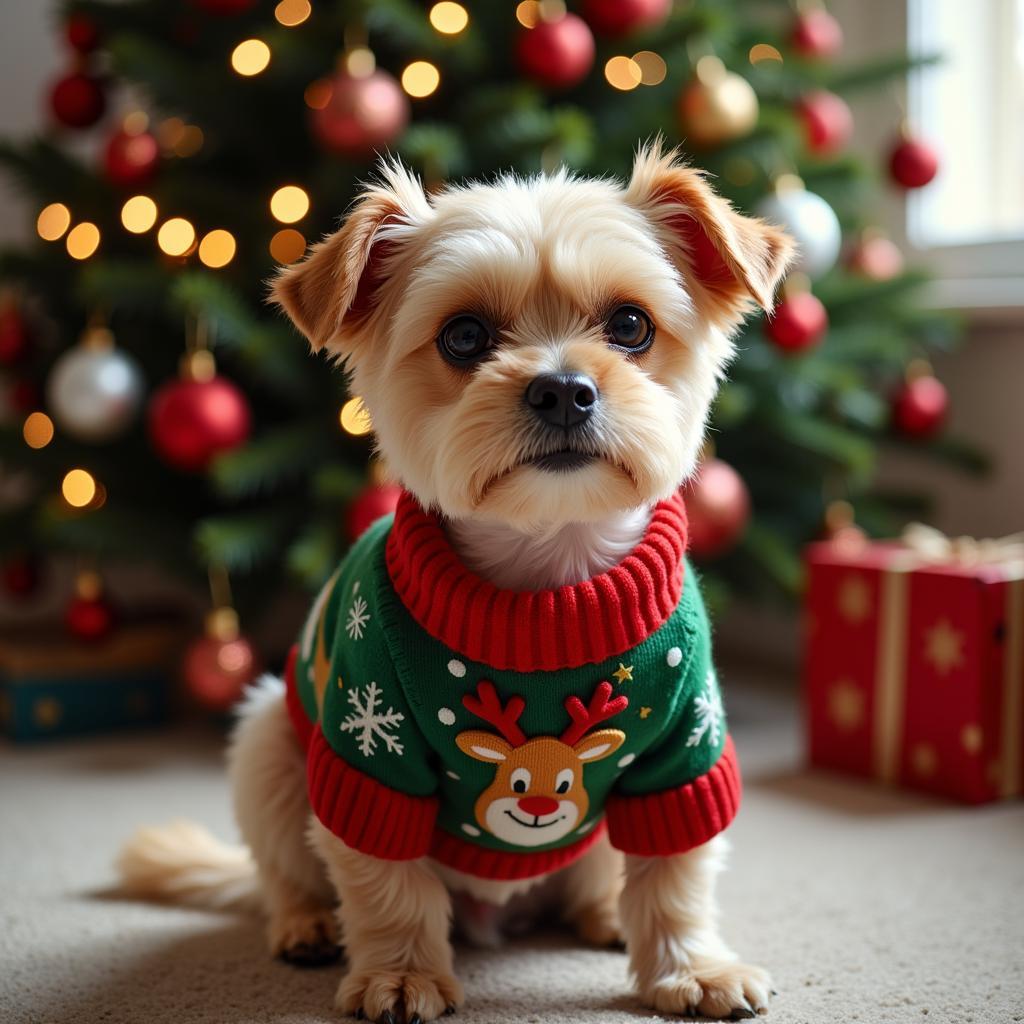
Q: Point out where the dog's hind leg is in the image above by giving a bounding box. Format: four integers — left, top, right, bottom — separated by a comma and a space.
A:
229, 676, 339, 966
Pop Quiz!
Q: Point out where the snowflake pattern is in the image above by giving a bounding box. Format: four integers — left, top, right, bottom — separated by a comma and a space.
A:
340, 681, 405, 757
685, 669, 724, 748
345, 582, 370, 641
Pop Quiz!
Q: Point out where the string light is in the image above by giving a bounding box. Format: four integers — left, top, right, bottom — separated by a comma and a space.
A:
37, 203, 71, 241
66, 222, 100, 260
515, 1, 540, 28
401, 61, 440, 98
605, 56, 642, 91
62, 468, 97, 508
429, 2, 469, 34
269, 228, 306, 264
198, 229, 237, 268
749, 43, 784, 65
633, 50, 667, 86
270, 185, 310, 224
231, 39, 271, 76
122, 110, 149, 135
159, 118, 204, 157
340, 397, 372, 436
121, 195, 158, 233
23, 411, 54, 449
157, 217, 196, 257
274, 0, 311, 26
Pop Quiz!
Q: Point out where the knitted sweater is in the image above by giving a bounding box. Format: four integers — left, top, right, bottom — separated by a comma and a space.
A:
285, 491, 741, 881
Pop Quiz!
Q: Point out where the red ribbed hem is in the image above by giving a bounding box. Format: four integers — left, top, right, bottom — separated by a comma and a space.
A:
307, 726, 438, 860
385, 491, 688, 672
430, 820, 607, 880
605, 736, 742, 856
283, 644, 315, 752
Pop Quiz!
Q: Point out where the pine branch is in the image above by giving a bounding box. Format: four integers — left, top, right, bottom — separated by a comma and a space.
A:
209, 422, 333, 499
194, 508, 293, 573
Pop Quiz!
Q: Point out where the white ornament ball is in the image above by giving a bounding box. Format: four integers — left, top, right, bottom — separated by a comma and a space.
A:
755, 185, 842, 279
47, 337, 144, 441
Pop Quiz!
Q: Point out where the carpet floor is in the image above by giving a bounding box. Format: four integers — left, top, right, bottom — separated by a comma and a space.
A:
1, 683, 1021, 1024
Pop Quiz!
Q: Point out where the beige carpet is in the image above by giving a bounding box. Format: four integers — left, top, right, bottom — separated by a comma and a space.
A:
2, 683, 1022, 1024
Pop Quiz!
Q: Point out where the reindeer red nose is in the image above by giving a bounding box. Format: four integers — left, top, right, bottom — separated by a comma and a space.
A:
517, 796, 560, 817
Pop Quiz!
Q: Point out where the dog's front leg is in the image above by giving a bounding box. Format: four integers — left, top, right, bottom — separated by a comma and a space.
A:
620, 835, 771, 1019
311, 820, 463, 1022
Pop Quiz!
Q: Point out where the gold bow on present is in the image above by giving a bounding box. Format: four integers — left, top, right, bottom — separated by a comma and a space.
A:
901, 523, 1024, 570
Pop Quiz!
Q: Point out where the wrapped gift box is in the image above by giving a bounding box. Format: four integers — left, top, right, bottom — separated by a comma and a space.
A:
0, 616, 186, 743
804, 530, 1023, 804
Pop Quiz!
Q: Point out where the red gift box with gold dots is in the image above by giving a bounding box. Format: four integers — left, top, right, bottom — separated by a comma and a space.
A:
803, 529, 1024, 804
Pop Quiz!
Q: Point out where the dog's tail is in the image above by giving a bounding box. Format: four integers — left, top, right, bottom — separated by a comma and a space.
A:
116, 819, 261, 912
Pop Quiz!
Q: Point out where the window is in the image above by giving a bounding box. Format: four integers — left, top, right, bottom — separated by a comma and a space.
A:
906, 0, 1024, 309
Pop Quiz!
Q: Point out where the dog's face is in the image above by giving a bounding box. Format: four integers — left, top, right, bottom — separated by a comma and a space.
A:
274, 145, 792, 530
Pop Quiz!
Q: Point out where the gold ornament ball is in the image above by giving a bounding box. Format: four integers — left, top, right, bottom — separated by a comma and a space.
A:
678, 56, 759, 148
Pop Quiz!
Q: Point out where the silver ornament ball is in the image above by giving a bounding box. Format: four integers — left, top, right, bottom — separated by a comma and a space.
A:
47, 339, 144, 442
755, 184, 842, 279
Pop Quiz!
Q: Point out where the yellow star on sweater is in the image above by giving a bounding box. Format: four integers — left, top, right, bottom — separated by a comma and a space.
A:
612, 663, 633, 685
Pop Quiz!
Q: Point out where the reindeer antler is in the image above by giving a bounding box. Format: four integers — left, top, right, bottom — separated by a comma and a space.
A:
462, 680, 527, 747
561, 682, 629, 746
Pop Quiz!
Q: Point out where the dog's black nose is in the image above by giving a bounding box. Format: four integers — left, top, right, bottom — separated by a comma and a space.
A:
525, 373, 598, 429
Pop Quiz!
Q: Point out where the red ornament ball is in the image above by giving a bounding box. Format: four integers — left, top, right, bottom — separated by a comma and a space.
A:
684, 458, 751, 560
847, 234, 904, 281
103, 128, 160, 188
582, 0, 670, 37
66, 15, 100, 53
766, 291, 829, 353
310, 70, 410, 158
0, 306, 30, 366
797, 90, 853, 155
790, 8, 843, 58
3, 554, 41, 597
517, 14, 595, 90
348, 483, 403, 542
148, 375, 252, 472
892, 374, 948, 438
889, 134, 940, 189
65, 594, 116, 641
191, 0, 256, 13
49, 71, 106, 129
182, 619, 260, 711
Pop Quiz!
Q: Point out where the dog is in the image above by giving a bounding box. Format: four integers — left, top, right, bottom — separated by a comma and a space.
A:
118, 141, 793, 1022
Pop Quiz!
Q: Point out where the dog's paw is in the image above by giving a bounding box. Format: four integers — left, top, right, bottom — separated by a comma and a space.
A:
269, 905, 341, 968
644, 958, 772, 1019
572, 903, 624, 949
336, 967, 464, 1023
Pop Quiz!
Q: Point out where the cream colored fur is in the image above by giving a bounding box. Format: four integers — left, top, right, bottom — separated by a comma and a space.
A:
116, 142, 793, 1022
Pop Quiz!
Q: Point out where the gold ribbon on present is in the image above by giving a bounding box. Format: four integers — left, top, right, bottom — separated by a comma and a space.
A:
869, 525, 1024, 796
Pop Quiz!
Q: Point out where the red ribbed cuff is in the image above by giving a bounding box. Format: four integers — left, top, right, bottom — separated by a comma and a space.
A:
307, 727, 438, 860
430, 820, 607, 880
605, 736, 742, 856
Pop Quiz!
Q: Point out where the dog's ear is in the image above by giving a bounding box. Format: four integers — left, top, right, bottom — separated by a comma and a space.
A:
271, 161, 431, 358
626, 142, 795, 327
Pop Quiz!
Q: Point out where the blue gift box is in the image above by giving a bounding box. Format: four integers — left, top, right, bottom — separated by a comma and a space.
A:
0, 618, 185, 743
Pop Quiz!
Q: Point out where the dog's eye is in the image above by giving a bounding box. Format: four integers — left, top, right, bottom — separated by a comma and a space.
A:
606, 305, 654, 353
438, 315, 493, 364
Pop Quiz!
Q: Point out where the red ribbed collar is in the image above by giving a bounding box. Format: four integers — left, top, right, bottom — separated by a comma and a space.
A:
385, 492, 687, 673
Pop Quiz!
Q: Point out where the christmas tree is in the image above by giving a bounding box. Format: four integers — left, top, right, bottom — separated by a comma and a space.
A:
0, 0, 980, 664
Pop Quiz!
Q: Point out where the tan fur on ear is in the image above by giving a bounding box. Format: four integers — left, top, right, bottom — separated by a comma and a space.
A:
270, 161, 431, 356
627, 142, 795, 326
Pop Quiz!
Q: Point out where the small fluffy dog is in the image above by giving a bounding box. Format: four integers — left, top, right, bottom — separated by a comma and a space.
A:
119, 143, 793, 1022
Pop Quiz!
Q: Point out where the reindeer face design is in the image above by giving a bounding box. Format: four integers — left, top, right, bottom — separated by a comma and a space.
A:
455, 681, 627, 847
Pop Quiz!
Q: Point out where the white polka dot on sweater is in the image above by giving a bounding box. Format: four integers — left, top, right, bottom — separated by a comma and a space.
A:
618, 753, 636, 768
666, 646, 682, 667
446, 770, 460, 781
461, 823, 480, 837
437, 707, 456, 726
447, 659, 466, 678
